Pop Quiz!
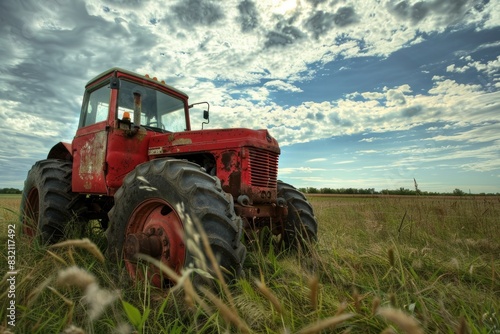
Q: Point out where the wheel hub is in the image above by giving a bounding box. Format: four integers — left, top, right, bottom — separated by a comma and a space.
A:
123, 200, 186, 288
124, 232, 166, 260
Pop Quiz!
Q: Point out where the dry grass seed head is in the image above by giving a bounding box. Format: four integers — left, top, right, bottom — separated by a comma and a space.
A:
61, 324, 86, 334
83, 282, 119, 321
255, 279, 283, 314
46, 249, 68, 266
50, 238, 105, 263
377, 307, 424, 334
457, 317, 468, 334
380, 328, 397, 334
389, 293, 397, 307
352, 288, 361, 313
112, 323, 134, 334
388, 248, 395, 267
308, 275, 319, 311
371, 297, 381, 316
0, 327, 15, 334
56, 266, 96, 290
56, 266, 118, 321
200, 287, 251, 334
335, 301, 348, 316
26, 276, 53, 306
296, 313, 355, 334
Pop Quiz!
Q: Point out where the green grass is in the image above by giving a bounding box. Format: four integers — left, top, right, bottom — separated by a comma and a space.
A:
1, 195, 499, 333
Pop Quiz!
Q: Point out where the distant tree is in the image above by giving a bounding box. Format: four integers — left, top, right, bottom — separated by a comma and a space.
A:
396, 187, 414, 195
307, 187, 319, 194
344, 188, 355, 194
453, 188, 466, 196
0, 188, 22, 194
358, 188, 375, 194
320, 188, 335, 194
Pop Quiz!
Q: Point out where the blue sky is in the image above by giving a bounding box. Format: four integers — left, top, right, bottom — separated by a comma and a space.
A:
0, 0, 499, 193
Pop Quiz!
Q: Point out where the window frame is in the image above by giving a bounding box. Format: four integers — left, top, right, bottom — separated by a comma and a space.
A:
79, 82, 112, 128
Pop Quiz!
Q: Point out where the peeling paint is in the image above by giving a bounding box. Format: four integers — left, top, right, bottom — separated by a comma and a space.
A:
78, 131, 106, 189
171, 138, 192, 146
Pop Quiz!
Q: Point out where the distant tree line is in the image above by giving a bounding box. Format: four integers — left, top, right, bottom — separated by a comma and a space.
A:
0, 188, 22, 194
297, 187, 500, 196
1, 187, 498, 196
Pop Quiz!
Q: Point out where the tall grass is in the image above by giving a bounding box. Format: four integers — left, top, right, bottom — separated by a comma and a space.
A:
1, 194, 499, 333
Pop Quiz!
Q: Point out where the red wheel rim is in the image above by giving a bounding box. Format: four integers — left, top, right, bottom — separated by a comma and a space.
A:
23, 188, 39, 238
124, 198, 185, 288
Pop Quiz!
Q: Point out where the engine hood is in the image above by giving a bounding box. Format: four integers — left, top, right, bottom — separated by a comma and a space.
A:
148, 128, 280, 156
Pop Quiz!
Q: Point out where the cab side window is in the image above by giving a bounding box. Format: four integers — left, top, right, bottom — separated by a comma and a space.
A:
81, 84, 111, 127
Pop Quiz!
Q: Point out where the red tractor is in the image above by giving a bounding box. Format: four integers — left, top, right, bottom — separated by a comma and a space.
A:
20, 68, 318, 286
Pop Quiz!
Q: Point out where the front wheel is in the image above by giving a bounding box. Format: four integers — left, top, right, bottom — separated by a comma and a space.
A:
106, 158, 246, 288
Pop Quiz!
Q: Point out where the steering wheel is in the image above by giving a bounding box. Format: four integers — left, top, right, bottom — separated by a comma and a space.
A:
147, 121, 165, 130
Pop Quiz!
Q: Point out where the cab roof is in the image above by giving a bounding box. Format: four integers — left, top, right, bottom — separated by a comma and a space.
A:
86, 67, 189, 98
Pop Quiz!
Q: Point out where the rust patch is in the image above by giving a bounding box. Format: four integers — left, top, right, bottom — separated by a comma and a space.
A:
78, 132, 106, 189
171, 138, 192, 146
222, 151, 239, 171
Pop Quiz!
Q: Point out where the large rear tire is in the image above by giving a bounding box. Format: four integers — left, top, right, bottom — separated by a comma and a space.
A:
106, 158, 246, 288
278, 181, 318, 250
20, 159, 80, 244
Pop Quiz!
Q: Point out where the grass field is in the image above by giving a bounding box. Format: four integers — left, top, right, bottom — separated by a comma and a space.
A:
1, 193, 499, 333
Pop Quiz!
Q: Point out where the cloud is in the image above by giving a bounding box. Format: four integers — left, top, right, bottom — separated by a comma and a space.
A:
217, 75, 498, 148
447, 55, 500, 82
265, 26, 306, 48
306, 158, 327, 163
171, 0, 225, 28
401, 105, 423, 117
447, 64, 470, 73
0, 0, 499, 191
279, 167, 327, 175
333, 160, 355, 164
237, 0, 260, 32
264, 80, 303, 92
333, 6, 358, 27
305, 10, 335, 39
387, 0, 476, 26
359, 137, 380, 143
431, 123, 500, 143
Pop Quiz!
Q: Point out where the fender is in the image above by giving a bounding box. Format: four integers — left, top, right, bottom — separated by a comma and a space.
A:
47, 142, 72, 161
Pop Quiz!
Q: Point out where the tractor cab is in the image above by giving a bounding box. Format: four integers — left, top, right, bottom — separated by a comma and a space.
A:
71, 68, 192, 194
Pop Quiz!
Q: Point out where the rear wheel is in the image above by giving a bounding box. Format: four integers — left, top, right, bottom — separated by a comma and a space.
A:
278, 181, 318, 250
20, 159, 80, 244
106, 158, 246, 288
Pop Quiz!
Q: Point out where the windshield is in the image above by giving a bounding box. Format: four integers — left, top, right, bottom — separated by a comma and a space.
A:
117, 80, 186, 132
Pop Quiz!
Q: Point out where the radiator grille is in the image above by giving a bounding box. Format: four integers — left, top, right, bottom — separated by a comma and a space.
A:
248, 148, 279, 188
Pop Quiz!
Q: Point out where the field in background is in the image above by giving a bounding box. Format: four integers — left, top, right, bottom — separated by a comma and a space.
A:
1, 194, 499, 333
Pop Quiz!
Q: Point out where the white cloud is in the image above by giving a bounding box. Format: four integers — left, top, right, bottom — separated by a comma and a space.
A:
361, 92, 384, 100
447, 64, 470, 73
212, 78, 498, 148
264, 80, 303, 92
0, 0, 499, 191
333, 160, 355, 165
279, 167, 327, 175
359, 137, 380, 143
306, 158, 327, 163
